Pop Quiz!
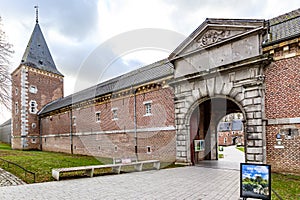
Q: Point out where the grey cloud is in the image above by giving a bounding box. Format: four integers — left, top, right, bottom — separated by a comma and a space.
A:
40, 0, 99, 41
72, 28, 185, 92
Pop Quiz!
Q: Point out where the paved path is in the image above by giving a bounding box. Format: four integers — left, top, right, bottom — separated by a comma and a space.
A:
0, 167, 25, 187
221, 145, 245, 163
0, 166, 244, 200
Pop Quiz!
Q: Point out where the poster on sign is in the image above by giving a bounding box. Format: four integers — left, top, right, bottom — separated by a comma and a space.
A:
240, 163, 271, 200
194, 140, 205, 152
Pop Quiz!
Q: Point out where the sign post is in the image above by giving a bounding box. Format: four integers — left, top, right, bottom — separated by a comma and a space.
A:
240, 163, 271, 200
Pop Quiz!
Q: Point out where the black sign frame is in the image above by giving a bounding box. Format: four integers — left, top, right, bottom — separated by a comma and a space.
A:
240, 163, 271, 200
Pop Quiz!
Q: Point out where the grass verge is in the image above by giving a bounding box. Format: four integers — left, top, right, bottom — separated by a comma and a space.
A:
236, 146, 245, 152
0, 142, 179, 183
272, 173, 300, 200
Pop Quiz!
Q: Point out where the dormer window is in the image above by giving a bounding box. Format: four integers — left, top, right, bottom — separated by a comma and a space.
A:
29, 85, 38, 94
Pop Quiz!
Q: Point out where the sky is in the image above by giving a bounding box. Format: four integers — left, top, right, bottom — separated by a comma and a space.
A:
242, 164, 270, 181
0, 0, 300, 123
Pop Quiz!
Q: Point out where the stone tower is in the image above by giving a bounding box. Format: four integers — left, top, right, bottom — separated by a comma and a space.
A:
11, 11, 64, 150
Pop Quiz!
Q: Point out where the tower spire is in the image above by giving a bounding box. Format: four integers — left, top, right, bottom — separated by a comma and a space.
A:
34, 5, 39, 23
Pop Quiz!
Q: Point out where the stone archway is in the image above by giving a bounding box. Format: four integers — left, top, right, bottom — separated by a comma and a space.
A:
167, 17, 269, 165
172, 63, 267, 165
188, 96, 246, 164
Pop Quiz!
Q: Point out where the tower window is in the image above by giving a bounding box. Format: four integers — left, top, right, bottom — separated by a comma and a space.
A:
29, 85, 38, 94
32, 123, 36, 129
15, 102, 19, 114
95, 112, 101, 122
29, 100, 37, 114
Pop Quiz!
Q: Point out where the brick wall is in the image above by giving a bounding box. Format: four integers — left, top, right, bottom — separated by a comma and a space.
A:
265, 55, 300, 173
266, 125, 300, 173
40, 87, 176, 162
265, 56, 300, 118
11, 65, 64, 150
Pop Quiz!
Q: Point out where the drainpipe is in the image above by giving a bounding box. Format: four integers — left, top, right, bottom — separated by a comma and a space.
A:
70, 108, 73, 154
133, 87, 138, 159
38, 116, 42, 151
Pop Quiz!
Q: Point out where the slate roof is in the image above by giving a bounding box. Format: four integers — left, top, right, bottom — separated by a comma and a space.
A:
39, 59, 173, 115
21, 23, 63, 76
266, 8, 300, 45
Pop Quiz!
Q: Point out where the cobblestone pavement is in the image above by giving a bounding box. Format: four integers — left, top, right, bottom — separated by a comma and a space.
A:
0, 166, 245, 200
0, 168, 25, 187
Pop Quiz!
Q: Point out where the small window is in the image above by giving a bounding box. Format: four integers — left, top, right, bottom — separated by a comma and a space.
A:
143, 101, 152, 116
95, 112, 101, 122
15, 102, 18, 114
29, 100, 37, 114
147, 146, 151, 154
112, 108, 118, 120
72, 116, 76, 126
224, 137, 227, 144
29, 85, 38, 94
15, 88, 18, 95
114, 145, 118, 152
32, 138, 36, 143
32, 123, 36, 129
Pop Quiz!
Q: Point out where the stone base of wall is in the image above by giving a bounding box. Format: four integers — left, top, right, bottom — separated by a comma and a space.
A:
41, 131, 176, 163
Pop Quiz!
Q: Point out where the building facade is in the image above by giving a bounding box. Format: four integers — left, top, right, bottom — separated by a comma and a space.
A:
11, 9, 300, 173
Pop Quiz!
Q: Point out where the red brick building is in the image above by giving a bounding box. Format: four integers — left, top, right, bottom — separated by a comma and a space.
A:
10, 8, 300, 173
263, 9, 300, 173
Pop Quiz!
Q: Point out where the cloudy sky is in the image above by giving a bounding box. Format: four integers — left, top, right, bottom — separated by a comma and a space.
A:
0, 0, 300, 123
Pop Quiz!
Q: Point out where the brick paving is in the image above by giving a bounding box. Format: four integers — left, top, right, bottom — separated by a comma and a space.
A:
0, 168, 25, 187
0, 166, 245, 200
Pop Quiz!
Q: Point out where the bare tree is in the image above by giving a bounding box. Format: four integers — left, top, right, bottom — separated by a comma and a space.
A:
0, 16, 14, 109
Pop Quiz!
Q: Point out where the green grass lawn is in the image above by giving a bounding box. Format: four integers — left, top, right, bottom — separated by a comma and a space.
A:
0, 142, 175, 183
236, 146, 245, 152
0, 142, 106, 183
272, 173, 300, 200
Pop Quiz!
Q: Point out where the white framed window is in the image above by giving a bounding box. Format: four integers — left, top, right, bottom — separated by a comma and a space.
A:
29, 100, 37, 114
95, 112, 101, 122
114, 145, 118, 152
29, 85, 38, 94
112, 108, 118, 120
224, 137, 227, 144
143, 101, 152, 116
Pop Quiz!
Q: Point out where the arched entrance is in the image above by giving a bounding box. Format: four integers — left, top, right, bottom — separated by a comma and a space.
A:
189, 97, 246, 164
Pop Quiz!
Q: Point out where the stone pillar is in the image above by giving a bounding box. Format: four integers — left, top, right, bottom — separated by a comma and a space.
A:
175, 99, 190, 164
243, 86, 264, 163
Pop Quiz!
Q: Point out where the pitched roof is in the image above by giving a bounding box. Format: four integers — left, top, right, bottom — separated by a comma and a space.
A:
38, 59, 173, 115
21, 23, 63, 76
266, 8, 300, 45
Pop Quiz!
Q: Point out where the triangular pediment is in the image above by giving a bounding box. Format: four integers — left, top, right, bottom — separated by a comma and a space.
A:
169, 18, 265, 60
